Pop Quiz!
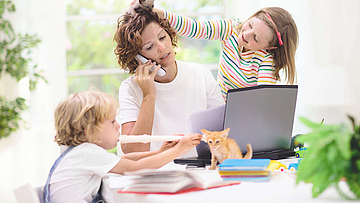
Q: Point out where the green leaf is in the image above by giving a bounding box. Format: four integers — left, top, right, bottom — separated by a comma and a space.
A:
7, 1, 15, 13
0, 20, 15, 43
0, 0, 44, 139
296, 116, 360, 199
0, 96, 28, 139
334, 127, 352, 160
299, 117, 323, 129
348, 115, 356, 131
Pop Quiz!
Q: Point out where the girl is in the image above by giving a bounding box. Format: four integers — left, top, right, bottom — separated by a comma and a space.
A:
113, 9, 224, 156
152, 6, 299, 99
44, 91, 202, 203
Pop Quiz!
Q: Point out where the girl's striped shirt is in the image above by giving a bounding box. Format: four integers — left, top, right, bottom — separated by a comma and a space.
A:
164, 10, 277, 99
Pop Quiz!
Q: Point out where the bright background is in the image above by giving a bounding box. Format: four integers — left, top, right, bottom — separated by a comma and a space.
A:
1, 0, 359, 202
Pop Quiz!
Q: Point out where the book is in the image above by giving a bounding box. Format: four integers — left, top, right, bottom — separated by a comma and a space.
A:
219, 170, 270, 176
222, 176, 271, 182
218, 159, 272, 182
218, 159, 271, 171
111, 169, 240, 194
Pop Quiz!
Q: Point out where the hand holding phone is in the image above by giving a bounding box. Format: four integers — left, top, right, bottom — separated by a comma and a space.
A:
136, 54, 166, 76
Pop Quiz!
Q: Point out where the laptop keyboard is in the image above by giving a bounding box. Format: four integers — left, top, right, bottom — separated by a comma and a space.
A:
252, 149, 295, 160
174, 149, 295, 168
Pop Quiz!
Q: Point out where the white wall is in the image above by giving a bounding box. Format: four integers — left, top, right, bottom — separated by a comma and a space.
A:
0, 0, 67, 202
1, 0, 360, 202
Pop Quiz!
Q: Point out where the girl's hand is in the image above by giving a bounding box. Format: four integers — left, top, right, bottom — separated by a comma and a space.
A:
126, 0, 155, 16
175, 133, 202, 154
134, 60, 161, 98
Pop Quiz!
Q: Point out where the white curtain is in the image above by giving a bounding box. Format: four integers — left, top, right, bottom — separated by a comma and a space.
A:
0, 0, 67, 202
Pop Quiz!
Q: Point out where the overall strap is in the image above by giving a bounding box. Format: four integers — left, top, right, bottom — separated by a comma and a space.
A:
44, 145, 76, 203
91, 180, 105, 203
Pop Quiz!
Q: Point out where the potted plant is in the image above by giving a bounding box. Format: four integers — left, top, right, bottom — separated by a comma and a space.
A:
296, 116, 360, 199
0, 0, 46, 139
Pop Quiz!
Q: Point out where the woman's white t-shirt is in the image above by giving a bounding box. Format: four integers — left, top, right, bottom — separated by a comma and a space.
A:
119, 60, 224, 157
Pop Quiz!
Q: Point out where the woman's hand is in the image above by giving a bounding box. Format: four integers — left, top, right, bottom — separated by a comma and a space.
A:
134, 59, 161, 98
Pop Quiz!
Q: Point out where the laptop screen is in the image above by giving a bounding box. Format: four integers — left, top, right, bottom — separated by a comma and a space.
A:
224, 85, 298, 154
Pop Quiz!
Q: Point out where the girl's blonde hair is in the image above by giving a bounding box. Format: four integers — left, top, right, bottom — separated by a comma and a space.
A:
54, 91, 119, 146
235, 7, 299, 84
114, 9, 178, 74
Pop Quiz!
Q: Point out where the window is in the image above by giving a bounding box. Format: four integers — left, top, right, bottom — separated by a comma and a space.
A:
66, 0, 227, 98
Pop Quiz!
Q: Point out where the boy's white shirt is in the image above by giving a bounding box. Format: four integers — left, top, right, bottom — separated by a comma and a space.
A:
119, 60, 225, 157
50, 143, 120, 203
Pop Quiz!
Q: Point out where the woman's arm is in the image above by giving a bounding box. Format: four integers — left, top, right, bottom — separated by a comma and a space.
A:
120, 62, 161, 154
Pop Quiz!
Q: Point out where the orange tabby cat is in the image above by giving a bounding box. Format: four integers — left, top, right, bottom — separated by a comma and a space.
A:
201, 128, 253, 170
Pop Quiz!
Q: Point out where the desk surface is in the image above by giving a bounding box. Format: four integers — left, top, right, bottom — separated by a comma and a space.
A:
109, 158, 355, 203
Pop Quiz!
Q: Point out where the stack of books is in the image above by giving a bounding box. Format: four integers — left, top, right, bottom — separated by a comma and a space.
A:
111, 169, 240, 194
218, 159, 272, 182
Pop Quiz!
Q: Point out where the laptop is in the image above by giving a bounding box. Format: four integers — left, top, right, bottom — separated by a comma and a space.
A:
174, 85, 298, 166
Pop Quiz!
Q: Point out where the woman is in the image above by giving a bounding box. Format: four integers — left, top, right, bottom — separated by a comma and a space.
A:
113, 9, 224, 157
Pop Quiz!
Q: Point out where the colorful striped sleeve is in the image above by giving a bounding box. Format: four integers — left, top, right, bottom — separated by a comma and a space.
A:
164, 10, 236, 41
256, 51, 277, 84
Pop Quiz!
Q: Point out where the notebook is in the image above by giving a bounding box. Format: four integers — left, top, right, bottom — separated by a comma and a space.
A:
218, 159, 271, 171
175, 85, 298, 166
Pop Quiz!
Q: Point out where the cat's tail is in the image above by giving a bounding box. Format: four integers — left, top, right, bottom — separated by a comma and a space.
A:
243, 143, 253, 159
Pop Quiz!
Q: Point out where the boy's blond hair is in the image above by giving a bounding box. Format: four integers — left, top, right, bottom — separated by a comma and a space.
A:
54, 91, 119, 146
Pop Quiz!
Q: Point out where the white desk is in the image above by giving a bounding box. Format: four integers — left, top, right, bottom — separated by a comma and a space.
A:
110, 158, 355, 203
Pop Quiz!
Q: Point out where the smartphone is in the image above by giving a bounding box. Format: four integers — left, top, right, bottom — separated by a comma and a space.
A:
135, 54, 166, 76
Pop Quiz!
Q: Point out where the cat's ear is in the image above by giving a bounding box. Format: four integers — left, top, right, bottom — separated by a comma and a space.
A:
221, 128, 230, 138
201, 129, 210, 134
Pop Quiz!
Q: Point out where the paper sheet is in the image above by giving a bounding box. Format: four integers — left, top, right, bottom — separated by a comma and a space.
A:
188, 104, 225, 134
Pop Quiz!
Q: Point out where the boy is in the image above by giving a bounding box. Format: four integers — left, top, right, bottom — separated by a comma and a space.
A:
44, 91, 202, 203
